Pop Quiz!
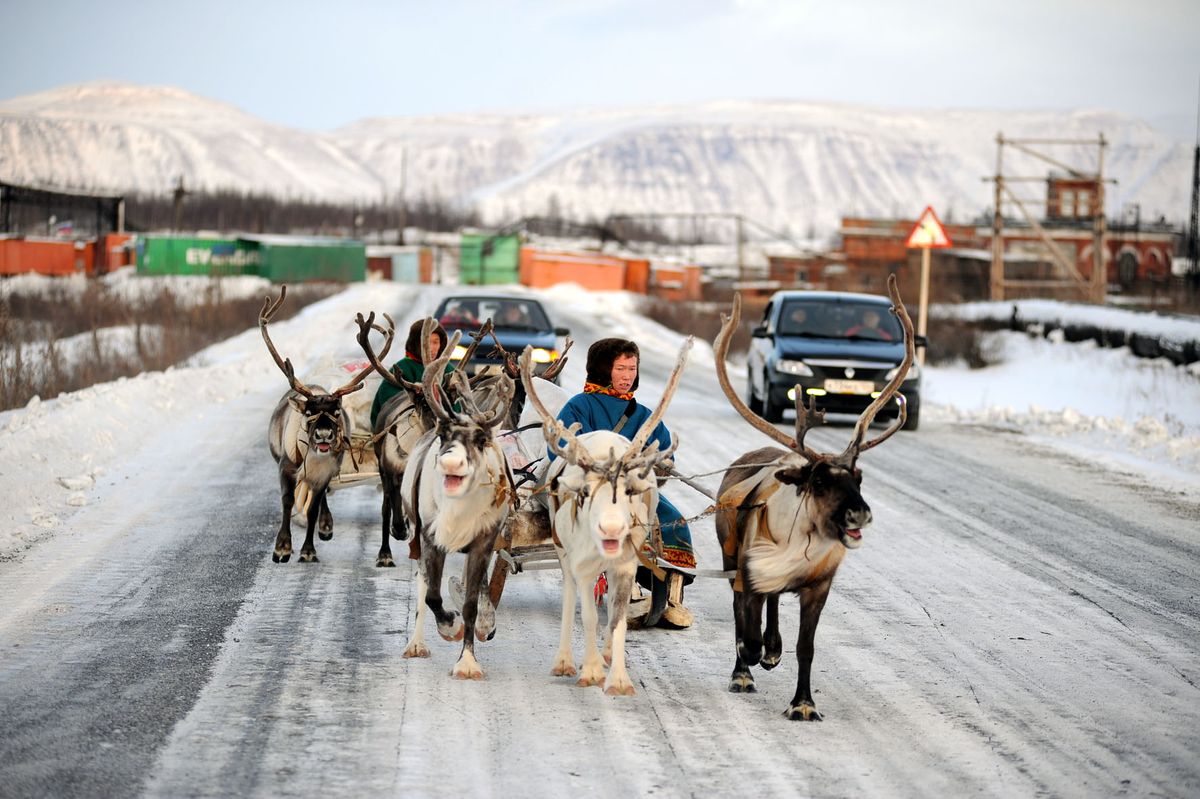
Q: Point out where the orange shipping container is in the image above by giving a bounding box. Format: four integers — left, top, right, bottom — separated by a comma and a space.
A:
0, 238, 85, 276
519, 248, 626, 291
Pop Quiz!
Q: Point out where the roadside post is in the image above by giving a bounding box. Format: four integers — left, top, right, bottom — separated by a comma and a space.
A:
904, 206, 953, 365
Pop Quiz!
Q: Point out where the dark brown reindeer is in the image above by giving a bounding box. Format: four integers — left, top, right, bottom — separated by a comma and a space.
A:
712, 273, 914, 720
261, 286, 376, 563
354, 314, 495, 567
399, 319, 518, 679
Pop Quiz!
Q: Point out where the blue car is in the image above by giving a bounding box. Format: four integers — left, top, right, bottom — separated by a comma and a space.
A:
432, 295, 570, 383
746, 290, 924, 430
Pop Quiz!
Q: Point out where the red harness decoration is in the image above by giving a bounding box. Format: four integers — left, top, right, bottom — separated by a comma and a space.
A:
593, 573, 608, 606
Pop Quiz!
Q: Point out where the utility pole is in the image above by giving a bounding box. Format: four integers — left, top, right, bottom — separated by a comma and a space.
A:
397, 147, 407, 245
1188, 80, 1200, 295
172, 176, 188, 232
1091, 133, 1108, 304
736, 214, 745, 282
990, 133, 1005, 301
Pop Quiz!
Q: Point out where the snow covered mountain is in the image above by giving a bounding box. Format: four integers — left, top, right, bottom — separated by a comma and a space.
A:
0, 82, 1190, 238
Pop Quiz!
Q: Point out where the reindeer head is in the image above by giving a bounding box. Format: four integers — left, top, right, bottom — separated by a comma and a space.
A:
413, 318, 515, 499
521, 339, 692, 560
261, 286, 375, 457
714, 274, 914, 550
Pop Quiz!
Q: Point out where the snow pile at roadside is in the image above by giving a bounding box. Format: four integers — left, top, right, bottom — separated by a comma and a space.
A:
0, 281, 414, 560
939, 298, 1200, 347
925, 330, 1200, 478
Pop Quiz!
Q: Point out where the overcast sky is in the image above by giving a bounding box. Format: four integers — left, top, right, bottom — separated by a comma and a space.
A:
2, 0, 1197, 139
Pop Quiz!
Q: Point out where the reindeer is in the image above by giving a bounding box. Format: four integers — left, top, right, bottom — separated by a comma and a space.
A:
712, 274, 914, 720
399, 320, 517, 679
261, 286, 376, 563
355, 314, 496, 568
520, 339, 692, 696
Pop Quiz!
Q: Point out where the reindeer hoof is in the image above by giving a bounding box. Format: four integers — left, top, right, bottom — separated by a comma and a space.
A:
318, 531, 333, 542
576, 674, 604, 688
760, 653, 781, 670
299, 552, 319, 563
551, 661, 577, 677
437, 616, 464, 642
403, 642, 430, 658
376, 555, 396, 568
729, 674, 757, 693
604, 681, 636, 697
273, 551, 290, 563
784, 703, 823, 721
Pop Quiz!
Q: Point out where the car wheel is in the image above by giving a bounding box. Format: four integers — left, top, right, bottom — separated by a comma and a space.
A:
903, 404, 920, 431
762, 375, 784, 423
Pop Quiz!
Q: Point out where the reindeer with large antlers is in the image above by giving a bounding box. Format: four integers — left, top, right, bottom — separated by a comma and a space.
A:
399, 319, 518, 679
520, 338, 692, 696
261, 286, 376, 563
354, 314, 495, 567
712, 274, 914, 720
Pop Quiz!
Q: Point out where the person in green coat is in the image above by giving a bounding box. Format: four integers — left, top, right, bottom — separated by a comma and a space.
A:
369, 319, 453, 427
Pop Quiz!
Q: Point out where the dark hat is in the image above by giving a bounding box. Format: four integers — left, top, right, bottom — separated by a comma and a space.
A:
405, 318, 448, 363
586, 337, 639, 391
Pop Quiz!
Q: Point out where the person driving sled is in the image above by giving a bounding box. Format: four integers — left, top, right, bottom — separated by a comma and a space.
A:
550, 338, 696, 630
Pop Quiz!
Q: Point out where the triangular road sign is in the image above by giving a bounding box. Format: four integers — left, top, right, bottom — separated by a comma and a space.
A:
905, 206, 953, 249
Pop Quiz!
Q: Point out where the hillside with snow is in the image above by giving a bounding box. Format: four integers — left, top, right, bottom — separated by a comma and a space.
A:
0, 82, 1191, 237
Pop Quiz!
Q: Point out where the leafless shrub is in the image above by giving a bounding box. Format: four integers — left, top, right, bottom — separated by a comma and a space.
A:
0, 281, 338, 411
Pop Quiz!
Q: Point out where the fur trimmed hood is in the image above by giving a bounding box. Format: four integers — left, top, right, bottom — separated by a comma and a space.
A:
586, 337, 640, 391
404, 319, 448, 363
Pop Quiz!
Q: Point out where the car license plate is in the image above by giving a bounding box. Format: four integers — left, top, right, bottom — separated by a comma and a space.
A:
823, 379, 874, 395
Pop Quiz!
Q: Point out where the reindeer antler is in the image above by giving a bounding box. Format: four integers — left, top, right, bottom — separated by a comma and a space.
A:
355, 311, 417, 392
540, 338, 574, 382
713, 293, 802, 454
519, 346, 594, 469
259, 285, 317, 398
833, 273, 913, 467
624, 337, 693, 460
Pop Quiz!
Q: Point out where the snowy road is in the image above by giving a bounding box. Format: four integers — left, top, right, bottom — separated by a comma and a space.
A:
1, 284, 1198, 798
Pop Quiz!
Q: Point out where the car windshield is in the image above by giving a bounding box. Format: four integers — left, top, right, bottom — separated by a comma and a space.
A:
436, 298, 551, 331
779, 300, 901, 342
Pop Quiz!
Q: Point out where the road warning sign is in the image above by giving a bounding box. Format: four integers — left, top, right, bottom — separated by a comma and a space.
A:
905, 206, 953, 249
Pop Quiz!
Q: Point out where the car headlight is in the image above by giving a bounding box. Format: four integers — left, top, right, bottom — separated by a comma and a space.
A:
530, 347, 556, 364
885, 362, 920, 381
776, 359, 813, 377
449, 344, 469, 360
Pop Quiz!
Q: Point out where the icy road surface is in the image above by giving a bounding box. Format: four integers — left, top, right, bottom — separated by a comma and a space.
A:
1, 284, 1197, 798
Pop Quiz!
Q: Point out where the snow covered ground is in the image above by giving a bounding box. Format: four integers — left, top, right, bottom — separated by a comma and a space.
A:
1, 279, 1198, 797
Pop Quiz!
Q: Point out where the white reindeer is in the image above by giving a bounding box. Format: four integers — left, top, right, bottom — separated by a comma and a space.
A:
519, 339, 692, 696
400, 320, 517, 679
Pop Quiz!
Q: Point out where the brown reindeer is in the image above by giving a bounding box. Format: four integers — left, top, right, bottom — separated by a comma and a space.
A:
712, 274, 914, 720
261, 286, 376, 563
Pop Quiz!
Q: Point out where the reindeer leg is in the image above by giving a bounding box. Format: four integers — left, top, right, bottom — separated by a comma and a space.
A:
403, 565, 430, 658
576, 567, 606, 688
786, 578, 833, 721
451, 536, 493, 679
298, 486, 324, 562
728, 589, 756, 693
761, 594, 783, 669
603, 565, 636, 696
317, 494, 333, 540
377, 482, 395, 567
422, 541, 462, 642
273, 467, 295, 563
551, 547, 577, 677
738, 591, 767, 667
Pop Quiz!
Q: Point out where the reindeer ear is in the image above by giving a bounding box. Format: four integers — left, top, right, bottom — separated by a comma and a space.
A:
774, 466, 812, 486
289, 396, 307, 414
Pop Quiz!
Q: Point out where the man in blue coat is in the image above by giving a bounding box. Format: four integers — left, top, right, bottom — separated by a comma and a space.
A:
552, 338, 695, 629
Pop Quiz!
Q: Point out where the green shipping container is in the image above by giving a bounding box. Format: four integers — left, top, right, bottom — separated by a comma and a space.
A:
459, 233, 519, 285
249, 237, 366, 283
137, 236, 260, 276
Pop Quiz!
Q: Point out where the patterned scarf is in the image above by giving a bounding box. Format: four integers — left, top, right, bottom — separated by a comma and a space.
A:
584, 381, 635, 401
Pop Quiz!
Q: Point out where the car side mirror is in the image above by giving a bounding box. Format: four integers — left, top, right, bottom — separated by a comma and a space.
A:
554, 327, 571, 337
914, 334, 928, 348
751, 324, 769, 338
